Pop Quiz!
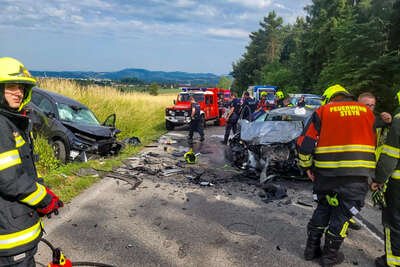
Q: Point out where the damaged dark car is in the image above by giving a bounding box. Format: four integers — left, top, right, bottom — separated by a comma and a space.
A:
228, 106, 315, 182
27, 87, 123, 163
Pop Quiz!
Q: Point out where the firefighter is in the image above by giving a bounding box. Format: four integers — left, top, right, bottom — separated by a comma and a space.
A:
373, 90, 400, 267
297, 84, 376, 266
0, 57, 63, 266
222, 93, 240, 145
252, 91, 268, 120
188, 96, 204, 145
275, 90, 285, 107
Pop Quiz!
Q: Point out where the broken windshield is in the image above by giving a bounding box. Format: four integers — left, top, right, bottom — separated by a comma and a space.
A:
57, 103, 100, 126
178, 93, 205, 102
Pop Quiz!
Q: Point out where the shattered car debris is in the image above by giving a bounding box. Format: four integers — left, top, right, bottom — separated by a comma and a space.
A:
27, 87, 123, 163
228, 106, 315, 181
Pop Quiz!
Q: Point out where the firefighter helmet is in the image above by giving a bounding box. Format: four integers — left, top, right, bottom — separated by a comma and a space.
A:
260, 91, 267, 98
321, 84, 352, 105
0, 57, 36, 111
276, 90, 284, 99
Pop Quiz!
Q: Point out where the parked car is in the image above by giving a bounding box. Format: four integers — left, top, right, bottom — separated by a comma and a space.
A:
228, 106, 315, 181
27, 87, 123, 163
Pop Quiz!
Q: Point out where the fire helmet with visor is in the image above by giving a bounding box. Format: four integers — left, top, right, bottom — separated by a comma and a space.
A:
321, 84, 353, 105
0, 57, 36, 111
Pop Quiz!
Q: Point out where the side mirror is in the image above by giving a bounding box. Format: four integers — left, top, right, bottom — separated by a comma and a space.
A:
103, 114, 116, 127
173, 100, 176, 105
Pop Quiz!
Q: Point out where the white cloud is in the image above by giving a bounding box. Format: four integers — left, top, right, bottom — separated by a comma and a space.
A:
227, 0, 273, 9
206, 28, 249, 39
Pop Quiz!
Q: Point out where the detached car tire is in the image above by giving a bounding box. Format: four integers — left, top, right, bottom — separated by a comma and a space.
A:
52, 140, 67, 164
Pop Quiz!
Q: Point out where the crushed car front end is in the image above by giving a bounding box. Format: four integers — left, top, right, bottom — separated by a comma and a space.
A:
229, 107, 314, 181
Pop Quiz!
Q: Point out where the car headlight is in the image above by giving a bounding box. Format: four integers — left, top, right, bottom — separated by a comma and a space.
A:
169, 110, 175, 116
72, 139, 90, 149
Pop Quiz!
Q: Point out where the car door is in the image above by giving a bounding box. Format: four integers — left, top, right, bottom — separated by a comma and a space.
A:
30, 91, 57, 133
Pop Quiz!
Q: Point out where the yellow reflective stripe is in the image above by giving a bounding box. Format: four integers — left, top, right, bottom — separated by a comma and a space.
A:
298, 153, 313, 167
0, 149, 21, 171
392, 170, 400, 180
315, 145, 375, 154
340, 221, 349, 238
382, 144, 400, 159
314, 160, 375, 168
20, 183, 47, 206
0, 220, 42, 250
299, 153, 312, 161
385, 227, 400, 266
299, 159, 313, 168
14, 135, 25, 148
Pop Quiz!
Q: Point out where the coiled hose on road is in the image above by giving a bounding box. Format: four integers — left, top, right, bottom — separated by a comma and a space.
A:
40, 238, 116, 267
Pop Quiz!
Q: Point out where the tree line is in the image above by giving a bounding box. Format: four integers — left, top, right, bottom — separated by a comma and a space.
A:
231, 0, 400, 112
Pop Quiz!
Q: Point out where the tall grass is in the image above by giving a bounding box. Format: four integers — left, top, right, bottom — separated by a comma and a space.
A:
38, 78, 175, 143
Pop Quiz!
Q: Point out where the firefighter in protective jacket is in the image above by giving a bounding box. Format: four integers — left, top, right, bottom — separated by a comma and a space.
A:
373, 90, 400, 267
0, 57, 63, 266
297, 84, 376, 266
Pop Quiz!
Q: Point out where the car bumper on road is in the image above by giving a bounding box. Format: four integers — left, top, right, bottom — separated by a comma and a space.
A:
166, 116, 191, 124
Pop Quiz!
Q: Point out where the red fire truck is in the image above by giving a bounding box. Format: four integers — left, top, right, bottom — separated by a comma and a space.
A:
165, 87, 229, 130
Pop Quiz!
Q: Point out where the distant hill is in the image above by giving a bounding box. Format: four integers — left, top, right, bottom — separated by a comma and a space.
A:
31, 68, 222, 86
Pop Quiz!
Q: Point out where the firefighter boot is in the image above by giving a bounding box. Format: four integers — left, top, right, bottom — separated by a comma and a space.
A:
320, 233, 344, 267
304, 223, 324, 260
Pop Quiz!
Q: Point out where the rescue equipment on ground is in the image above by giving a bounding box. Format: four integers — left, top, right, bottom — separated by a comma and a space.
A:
41, 238, 115, 267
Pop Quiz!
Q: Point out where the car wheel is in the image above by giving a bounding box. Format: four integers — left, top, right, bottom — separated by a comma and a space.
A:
166, 120, 174, 130
52, 140, 67, 164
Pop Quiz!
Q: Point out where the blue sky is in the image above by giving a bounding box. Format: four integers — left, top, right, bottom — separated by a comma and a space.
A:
0, 0, 310, 75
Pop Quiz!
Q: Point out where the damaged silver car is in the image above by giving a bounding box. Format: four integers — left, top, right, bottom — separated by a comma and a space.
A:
228, 106, 315, 182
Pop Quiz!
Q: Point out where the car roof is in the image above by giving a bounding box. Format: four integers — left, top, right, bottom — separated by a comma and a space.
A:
268, 106, 315, 118
32, 87, 87, 108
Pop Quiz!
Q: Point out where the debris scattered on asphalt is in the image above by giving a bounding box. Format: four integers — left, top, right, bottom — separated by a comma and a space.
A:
296, 200, 313, 207
105, 172, 142, 190
260, 183, 288, 203
227, 222, 257, 236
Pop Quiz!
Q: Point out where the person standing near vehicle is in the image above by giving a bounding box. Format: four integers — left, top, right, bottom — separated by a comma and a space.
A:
0, 57, 64, 266
372, 90, 400, 267
188, 96, 204, 145
298, 95, 306, 107
222, 93, 240, 145
297, 84, 376, 266
240, 91, 257, 121
275, 90, 285, 108
252, 91, 268, 120
343, 92, 394, 232
358, 92, 392, 159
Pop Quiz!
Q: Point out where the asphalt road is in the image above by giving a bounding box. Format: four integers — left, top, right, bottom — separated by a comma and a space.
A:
35, 124, 384, 267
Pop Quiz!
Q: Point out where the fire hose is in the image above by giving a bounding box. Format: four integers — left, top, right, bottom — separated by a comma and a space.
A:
40, 238, 116, 267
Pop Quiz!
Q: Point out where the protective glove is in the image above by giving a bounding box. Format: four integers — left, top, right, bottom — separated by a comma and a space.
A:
371, 183, 387, 209
36, 188, 63, 217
